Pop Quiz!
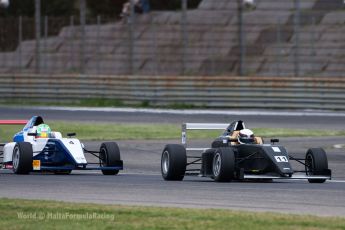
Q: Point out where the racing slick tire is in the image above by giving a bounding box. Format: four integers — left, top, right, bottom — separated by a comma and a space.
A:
212, 147, 235, 182
100, 142, 121, 175
161, 144, 187, 181
12, 142, 33, 174
305, 148, 328, 183
201, 149, 216, 176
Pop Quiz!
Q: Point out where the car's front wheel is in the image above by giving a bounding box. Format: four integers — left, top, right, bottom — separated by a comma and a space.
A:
212, 147, 235, 182
99, 142, 121, 175
305, 148, 328, 183
12, 142, 33, 174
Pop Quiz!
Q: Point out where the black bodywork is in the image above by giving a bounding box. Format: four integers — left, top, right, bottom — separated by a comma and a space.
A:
189, 121, 331, 180
201, 144, 294, 179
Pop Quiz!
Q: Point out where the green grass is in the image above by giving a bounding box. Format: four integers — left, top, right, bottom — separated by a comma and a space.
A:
0, 198, 344, 230
1, 121, 345, 142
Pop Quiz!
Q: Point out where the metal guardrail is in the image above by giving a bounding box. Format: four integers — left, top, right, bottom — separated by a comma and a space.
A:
0, 74, 344, 110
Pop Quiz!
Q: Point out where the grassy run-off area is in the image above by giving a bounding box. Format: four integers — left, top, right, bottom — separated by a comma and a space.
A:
1, 121, 345, 142
1, 198, 345, 230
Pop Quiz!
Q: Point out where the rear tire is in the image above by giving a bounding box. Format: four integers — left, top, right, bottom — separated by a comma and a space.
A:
161, 144, 187, 181
212, 147, 235, 182
100, 142, 121, 175
12, 142, 32, 174
305, 148, 328, 183
201, 149, 216, 176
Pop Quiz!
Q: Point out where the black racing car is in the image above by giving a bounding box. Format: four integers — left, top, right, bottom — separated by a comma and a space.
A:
161, 120, 331, 183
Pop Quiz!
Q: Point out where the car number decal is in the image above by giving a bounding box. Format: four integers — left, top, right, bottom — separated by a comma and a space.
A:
274, 156, 288, 163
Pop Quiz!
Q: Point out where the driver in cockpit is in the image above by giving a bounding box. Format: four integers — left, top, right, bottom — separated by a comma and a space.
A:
28, 116, 52, 139
237, 129, 256, 144
35, 124, 52, 138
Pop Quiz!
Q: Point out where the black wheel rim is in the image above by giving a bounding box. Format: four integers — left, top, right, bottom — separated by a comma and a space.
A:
306, 154, 314, 175
213, 153, 221, 177
100, 147, 107, 167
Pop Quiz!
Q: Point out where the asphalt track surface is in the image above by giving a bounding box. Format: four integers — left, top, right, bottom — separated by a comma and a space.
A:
0, 106, 345, 216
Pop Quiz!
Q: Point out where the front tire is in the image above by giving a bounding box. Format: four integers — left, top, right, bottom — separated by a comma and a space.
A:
161, 144, 187, 181
100, 142, 121, 175
305, 148, 328, 183
12, 142, 33, 174
212, 147, 235, 182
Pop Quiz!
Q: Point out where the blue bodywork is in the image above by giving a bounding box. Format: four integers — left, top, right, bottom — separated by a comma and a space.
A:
13, 116, 40, 142
33, 139, 80, 167
10, 116, 123, 172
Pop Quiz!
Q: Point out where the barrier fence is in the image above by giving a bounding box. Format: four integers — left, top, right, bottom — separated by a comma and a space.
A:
1, 74, 344, 110
0, 0, 344, 77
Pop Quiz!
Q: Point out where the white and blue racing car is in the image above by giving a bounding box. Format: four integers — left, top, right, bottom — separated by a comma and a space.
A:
0, 116, 123, 175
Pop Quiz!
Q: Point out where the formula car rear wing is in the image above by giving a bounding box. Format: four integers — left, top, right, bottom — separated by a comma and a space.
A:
182, 123, 229, 151
0, 120, 27, 125
0, 120, 27, 146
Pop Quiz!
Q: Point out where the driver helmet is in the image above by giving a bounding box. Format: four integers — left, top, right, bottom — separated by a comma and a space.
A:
36, 124, 51, 138
238, 129, 255, 144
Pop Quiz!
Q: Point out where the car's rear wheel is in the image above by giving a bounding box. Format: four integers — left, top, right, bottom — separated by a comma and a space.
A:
305, 148, 328, 183
100, 142, 121, 175
161, 144, 187, 181
201, 149, 216, 176
12, 142, 32, 174
212, 147, 235, 182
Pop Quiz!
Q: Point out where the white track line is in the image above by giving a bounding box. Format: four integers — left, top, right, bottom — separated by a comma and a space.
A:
329, 180, 345, 183
32, 106, 345, 117
334, 144, 345, 149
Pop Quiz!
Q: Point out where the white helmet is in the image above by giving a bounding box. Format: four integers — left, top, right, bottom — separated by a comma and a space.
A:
238, 129, 255, 144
